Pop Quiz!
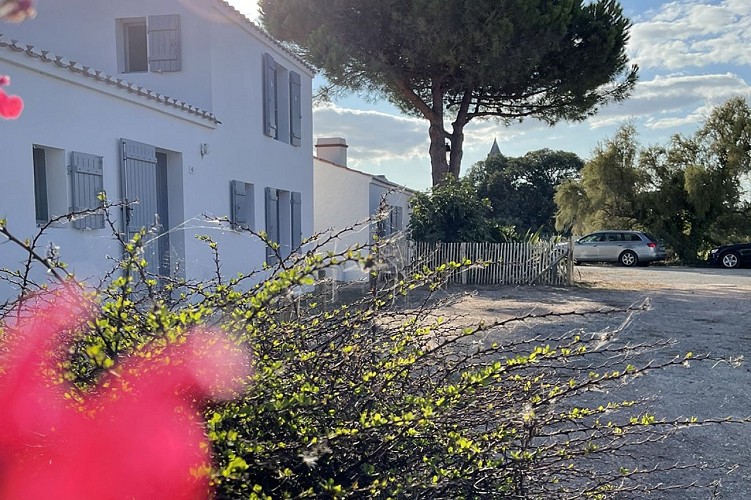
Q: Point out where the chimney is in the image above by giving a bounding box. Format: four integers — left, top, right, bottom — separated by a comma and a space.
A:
315, 137, 348, 167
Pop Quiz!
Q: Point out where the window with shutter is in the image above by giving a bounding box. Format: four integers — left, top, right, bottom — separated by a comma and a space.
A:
291, 191, 302, 249
230, 180, 254, 230
263, 53, 278, 138
117, 15, 181, 74
148, 14, 181, 72
70, 151, 105, 230
289, 72, 302, 146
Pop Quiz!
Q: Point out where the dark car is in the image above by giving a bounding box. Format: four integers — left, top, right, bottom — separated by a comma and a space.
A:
708, 242, 751, 268
573, 230, 666, 267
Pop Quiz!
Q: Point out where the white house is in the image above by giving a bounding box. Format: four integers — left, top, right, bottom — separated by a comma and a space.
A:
313, 137, 416, 281
0, 0, 314, 301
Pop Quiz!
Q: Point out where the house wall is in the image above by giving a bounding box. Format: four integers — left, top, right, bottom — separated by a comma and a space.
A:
314, 158, 415, 282
0, 53, 208, 296
313, 159, 371, 253
0, 0, 216, 110
206, 15, 314, 275
0, 1, 314, 302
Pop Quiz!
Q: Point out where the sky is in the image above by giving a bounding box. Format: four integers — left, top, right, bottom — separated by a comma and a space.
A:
229, 0, 751, 191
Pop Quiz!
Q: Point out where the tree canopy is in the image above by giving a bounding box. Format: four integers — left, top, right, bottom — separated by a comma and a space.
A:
261, 0, 638, 185
468, 149, 583, 234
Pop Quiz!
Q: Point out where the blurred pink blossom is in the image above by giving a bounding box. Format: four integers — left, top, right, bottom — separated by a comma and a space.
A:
0, 76, 23, 119
0, 0, 35, 23
0, 289, 251, 499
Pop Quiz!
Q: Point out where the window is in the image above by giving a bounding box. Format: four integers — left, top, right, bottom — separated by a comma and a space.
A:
117, 15, 181, 74
389, 206, 403, 234
32, 146, 67, 225
376, 206, 404, 238
230, 180, 254, 230
123, 19, 147, 72
578, 233, 603, 243
263, 53, 302, 146
33, 147, 48, 224
265, 187, 302, 263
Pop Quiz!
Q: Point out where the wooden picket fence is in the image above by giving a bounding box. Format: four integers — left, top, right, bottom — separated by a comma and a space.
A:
405, 240, 573, 286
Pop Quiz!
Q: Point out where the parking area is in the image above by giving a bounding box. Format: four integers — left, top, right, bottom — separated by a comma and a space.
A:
573, 263, 751, 291
442, 265, 751, 498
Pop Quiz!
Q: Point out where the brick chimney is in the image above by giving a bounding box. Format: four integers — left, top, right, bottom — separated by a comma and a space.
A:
315, 137, 348, 167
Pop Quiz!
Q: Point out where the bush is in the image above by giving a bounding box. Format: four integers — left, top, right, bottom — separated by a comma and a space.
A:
0, 207, 746, 498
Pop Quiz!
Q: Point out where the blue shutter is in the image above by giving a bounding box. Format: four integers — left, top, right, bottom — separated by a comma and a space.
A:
121, 139, 159, 275
231, 180, 254, 230
289, 71, 302, 146
263, 53, 278, 138
265, 187, 279, 263
148, 15, 181, 72
70, 151, 105, 230
291, 191, 302, 249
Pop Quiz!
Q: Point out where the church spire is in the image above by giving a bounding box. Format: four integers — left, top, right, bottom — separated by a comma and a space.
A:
488, 138, 502, 158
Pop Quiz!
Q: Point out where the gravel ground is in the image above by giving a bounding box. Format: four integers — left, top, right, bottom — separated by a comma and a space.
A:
435, 265, 751, 499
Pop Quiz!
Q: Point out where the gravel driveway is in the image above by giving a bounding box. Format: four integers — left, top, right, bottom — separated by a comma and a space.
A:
439, 265, 751, 499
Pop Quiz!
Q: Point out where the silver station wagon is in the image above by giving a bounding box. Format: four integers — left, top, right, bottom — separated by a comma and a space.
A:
573, 230, 666, 267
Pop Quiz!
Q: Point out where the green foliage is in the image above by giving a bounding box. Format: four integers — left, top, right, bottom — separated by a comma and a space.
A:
554, 123, 645, 235
468, 149, 583, 235
408, 178, 492, 242
261, 0, 637, 184
555, 98, 751, 262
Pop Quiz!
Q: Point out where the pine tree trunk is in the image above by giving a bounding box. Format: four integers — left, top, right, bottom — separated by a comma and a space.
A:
448, 124, 465, 178
429, 121, 450, 186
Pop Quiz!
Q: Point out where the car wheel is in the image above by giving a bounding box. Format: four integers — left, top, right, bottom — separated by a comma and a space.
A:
619, 250, 638, 267
720, 251, 740, 269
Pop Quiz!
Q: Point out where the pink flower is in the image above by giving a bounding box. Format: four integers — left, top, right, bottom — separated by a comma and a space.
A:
0, 0, 36, 23
0, 289, 252, 499
0, 75, 23, 119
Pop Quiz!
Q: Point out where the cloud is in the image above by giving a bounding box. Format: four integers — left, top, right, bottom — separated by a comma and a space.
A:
313, 102, 428, 167
629, 0, 751, 70
587, 72, 751, 129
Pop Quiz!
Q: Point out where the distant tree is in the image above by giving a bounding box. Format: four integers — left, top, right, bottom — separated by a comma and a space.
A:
639, 97, 751, 261
409, 178, 491, 242
555, 123, 646, 234
261, 0, 638, 186
468, 149, 583, 234
555, 98, 751, 262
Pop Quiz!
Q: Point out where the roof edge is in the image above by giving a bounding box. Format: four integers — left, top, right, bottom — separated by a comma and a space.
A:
0, 34, 221, 125
214, 0, 316, 75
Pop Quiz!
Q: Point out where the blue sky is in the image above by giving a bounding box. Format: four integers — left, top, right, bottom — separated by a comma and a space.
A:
230, 0, 751, 191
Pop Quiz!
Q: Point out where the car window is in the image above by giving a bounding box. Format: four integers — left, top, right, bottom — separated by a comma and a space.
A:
604, 233, 621, 242
624, 233, 641, 242
579, 234, 602, 243
642, 232, 658, 243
